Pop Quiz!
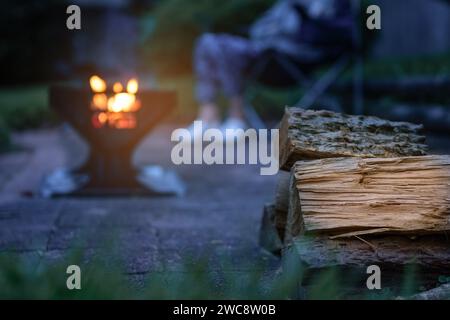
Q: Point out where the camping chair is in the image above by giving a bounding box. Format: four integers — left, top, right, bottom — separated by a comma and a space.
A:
243, 0, 364, 130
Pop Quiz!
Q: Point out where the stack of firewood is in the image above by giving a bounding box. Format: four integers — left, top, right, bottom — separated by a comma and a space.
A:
260, 107, 450, 269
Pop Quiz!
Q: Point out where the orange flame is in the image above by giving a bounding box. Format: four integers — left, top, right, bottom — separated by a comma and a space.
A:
107, 93, 136, 113
126, 78, 138, 94
89, 75, 106, 93
89, 76, 140, 129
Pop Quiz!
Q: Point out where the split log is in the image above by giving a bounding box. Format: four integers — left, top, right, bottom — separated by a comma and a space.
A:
285, 171, 301, 245
279, 107, 427, 171
272, 171, 291, 242
274, 171, 290, 213
284, 234, 450, 269
259, 204, 283, 254
286, 155, 450, 241
260, 172, 291, 253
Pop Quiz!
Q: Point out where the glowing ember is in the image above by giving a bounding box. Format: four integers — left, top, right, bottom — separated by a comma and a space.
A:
89, 75, 141, 129
91, 93, 108, 110
98, 112, 108, 123
113, 82, 123, 93
107, 92, 136, 112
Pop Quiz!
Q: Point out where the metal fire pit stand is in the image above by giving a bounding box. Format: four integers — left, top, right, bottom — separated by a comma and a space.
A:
41, 85, 185, 197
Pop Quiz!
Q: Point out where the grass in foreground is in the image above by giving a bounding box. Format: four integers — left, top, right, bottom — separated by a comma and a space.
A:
0, 247, 447, 300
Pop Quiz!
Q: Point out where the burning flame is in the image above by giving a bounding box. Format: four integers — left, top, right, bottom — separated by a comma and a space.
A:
127, 78, 138, 94
89, 75, 141, 129
89, 75, 107, 93
107, 93, 136, 113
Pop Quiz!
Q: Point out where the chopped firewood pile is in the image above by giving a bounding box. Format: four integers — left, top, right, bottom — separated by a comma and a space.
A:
260, 107, 450, 269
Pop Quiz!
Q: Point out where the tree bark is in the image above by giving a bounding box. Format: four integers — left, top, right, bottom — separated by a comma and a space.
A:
279, 107, 427, 171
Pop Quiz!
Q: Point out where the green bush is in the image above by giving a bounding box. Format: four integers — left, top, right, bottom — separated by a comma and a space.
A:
0, 85, 51, 131
365, 54, 450, 79
141, 0, 275, 75
0, 117, 10, 152
0, 85, 52, 151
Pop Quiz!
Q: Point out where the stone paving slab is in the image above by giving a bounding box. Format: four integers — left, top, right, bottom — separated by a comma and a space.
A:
0, 126, 280, 277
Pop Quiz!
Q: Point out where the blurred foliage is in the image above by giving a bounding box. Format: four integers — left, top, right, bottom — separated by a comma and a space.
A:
0, 249, 293, 299
142, 0, 376, 119
0, 117, 11, 152
158, 74, 198, 121
346, 53, 450, 80
0, 86, 51, 130
162, 52, 450, 122
141, 0, 275, 75
257, 52, 450, 116
141, 0, 379, 76
0, 85, 52, 151
0, 246, 443, 299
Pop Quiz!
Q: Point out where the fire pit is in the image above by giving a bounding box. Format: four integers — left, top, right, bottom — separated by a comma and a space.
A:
42, 76, 184, 197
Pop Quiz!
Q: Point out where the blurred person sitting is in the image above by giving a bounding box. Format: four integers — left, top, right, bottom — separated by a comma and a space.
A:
190, 0, 354, 137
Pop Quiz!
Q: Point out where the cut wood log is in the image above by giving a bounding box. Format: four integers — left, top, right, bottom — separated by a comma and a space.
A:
285, 171, 302, 245
259, 203, 283, 254
285, 234, 450, 269
286, 155, 450, 240
260, 172, 291, 253
274, 171, 290, 213
273, 171, 291, 242
279, 107, 427, 171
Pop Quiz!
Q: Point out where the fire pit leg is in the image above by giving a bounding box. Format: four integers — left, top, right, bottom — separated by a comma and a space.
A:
76, 147, 138, 189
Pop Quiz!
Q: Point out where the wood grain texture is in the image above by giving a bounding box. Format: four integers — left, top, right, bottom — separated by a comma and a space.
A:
279, 107, 427, 171
288, 155, 450, 239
